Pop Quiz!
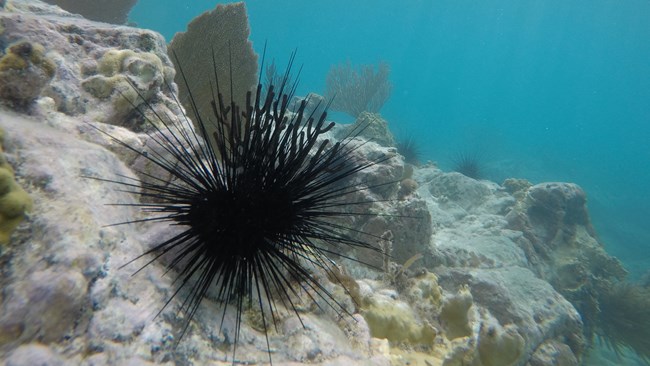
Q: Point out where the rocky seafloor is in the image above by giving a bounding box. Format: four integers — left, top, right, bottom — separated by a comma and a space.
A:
0, 1, 636, 365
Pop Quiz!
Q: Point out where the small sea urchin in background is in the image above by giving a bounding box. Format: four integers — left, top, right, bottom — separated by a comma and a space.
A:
96, 52, 384, 363
396, 135, 422, 166
597, 282, 650, 362
452, 150, 483, 180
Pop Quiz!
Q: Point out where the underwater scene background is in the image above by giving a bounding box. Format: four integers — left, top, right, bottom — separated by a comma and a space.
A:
1, 0, 649, 365
130, 0, 650, 279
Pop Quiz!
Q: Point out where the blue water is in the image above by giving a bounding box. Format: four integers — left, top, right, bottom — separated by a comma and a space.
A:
130, 0, 650, 280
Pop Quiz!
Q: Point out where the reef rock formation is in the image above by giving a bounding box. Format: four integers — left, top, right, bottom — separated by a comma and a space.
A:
505, 181, 628, 344
0, 40, 56, 109
0, 1, 628, 365
0, 0, 176, 120
335, 111, 396, 147
412, 166, 587, 365
0, 2, 387, 365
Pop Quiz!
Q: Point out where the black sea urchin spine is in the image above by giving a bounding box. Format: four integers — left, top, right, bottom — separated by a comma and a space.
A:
96, 50, 385, 363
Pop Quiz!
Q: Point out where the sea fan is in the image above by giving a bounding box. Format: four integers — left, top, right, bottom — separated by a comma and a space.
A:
94, 51, 385, 363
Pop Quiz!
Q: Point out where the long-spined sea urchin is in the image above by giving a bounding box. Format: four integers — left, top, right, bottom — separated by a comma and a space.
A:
93, 50, 386, 363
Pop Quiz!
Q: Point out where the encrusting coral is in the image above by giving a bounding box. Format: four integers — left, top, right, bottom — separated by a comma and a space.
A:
477, 322, 525, 366
0, 40, 56, 109
363, 297, 437, 346
0, 127, 32, 245
398, 178, 418, 200
361, 274, 438, 347
439, 285, 474, 340
81, 48, 175, 124
502, 177, 532, 201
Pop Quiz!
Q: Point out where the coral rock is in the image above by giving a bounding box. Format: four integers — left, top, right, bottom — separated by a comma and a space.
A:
336, 112, 396, 147
0, 40, 56, 109
0, 128, 32, 245
1, 269, 87, 345
505, 182, 627, 343
477, 323, 525, 366
5, 343, 65, 366
0, 0, 175, 119
363, 289, 437, 345
527, 339, 579, 366
80, 48, 174, 122
437, 267, 585, 365
439, 285, 473, 340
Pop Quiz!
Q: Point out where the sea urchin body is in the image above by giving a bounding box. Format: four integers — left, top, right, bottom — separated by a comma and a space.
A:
97, 52, 383, 363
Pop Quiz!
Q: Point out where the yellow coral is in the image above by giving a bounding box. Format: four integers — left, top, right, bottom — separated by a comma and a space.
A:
0, 181, 32, 244
440, 285, 473, 340
0, 41, 55, 78
0, 41, 56, 108
29, 44, 56, 78
408, 271, 443, 308
477, 323, 525, 366
0, 128, 32, 245
81, 74, 134, 100
0, 52, 28, 71
95, 49, 171, 92
81, 48, 171, 122
0, 169, 14, 196
97, 49, 130, 76
364, 297, 436, 345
